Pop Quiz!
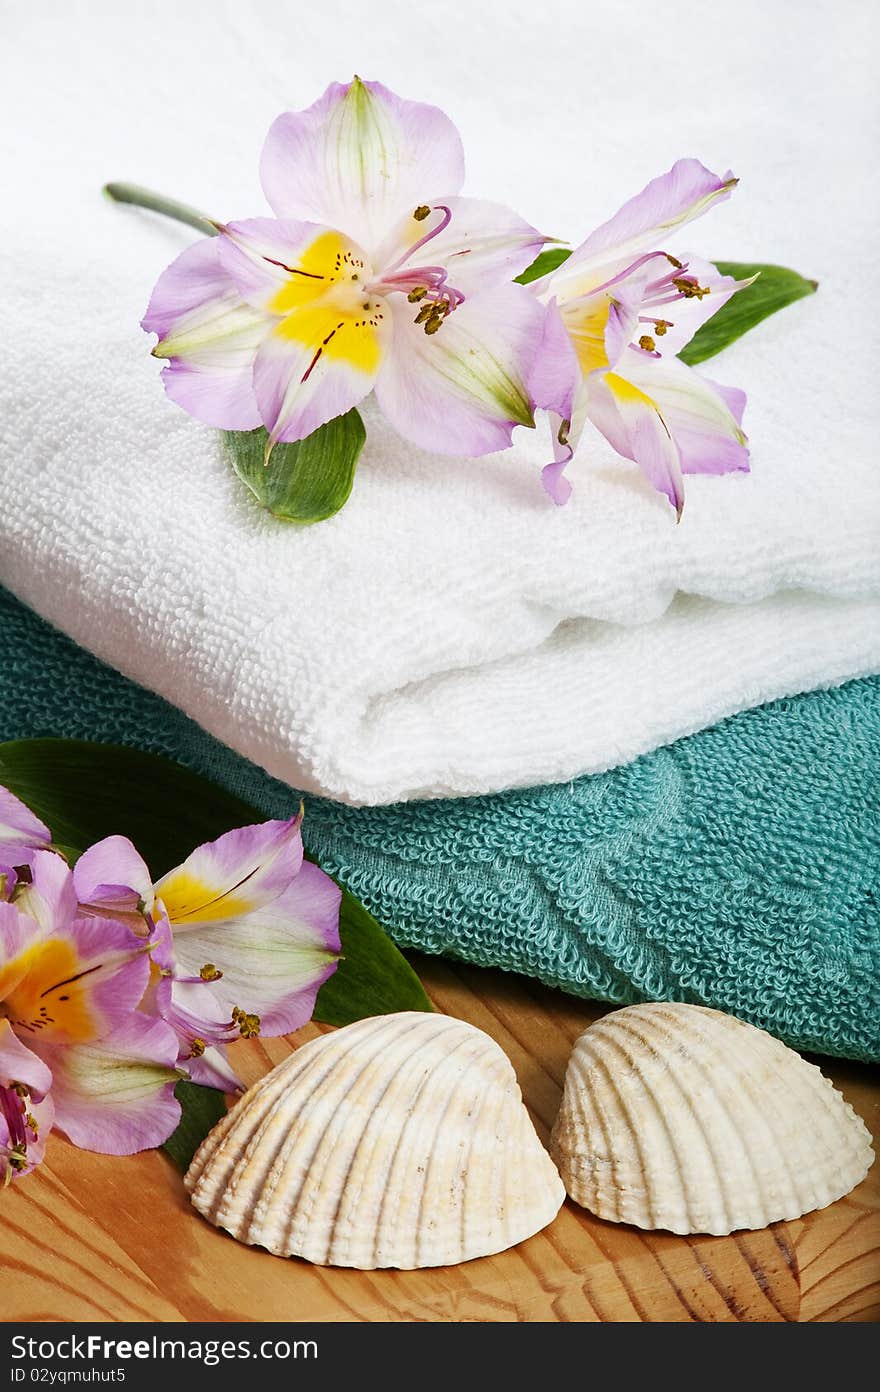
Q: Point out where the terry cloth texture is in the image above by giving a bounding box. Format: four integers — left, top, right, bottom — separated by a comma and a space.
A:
3, 586, 878, 1063
2, 3, 880, 805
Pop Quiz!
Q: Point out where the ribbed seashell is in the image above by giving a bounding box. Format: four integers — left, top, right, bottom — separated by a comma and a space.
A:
186, 1011, 565, 1268
550, 1003, 874, 1235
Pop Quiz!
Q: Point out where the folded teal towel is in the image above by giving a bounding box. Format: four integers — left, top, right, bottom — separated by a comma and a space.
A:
3, 585, 877, 1061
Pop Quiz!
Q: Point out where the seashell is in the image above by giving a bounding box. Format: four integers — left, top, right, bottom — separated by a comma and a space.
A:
186, 1010, 565, 1268
550, 1002, 874, 1236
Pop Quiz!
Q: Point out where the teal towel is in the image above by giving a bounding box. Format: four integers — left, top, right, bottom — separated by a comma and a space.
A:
2, 585, 877, 1062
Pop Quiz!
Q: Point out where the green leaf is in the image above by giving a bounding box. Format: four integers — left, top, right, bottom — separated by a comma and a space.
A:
0, 739, 257, 874
224, 411, 366, 525
679, 261, 817, 366
514, 246, 572, 285
163, 1081, 228, 1171
314, 886, 431, 1026
0, 738, 432, 1163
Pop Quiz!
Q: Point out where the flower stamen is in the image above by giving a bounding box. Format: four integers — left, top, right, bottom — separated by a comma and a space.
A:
231, 1005, 261, 1039
673, 276, 710, 300
366, 205, 466, 332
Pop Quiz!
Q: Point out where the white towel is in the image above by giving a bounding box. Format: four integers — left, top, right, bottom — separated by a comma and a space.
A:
2, 0, 879, 805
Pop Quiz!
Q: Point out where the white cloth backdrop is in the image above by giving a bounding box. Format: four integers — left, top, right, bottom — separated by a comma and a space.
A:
1, 0, 879, 804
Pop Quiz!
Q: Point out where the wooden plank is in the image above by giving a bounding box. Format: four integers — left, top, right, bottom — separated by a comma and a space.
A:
2, 955, 877, 1322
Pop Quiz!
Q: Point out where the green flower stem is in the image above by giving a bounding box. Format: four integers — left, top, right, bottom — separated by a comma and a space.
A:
102, 181, 219, 238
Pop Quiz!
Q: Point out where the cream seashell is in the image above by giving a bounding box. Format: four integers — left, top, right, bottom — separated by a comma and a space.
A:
186, 1010, 565, 1268
550, 1002, 874, 1236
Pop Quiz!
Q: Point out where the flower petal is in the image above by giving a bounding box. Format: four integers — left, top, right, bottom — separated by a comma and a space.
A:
643, 255, 756, 358
184, 1045, 242, 1093
142, 236, 264, 431
217, 221, 388, 444
375, 285, 543, 456
0, 787, 51, 866
0, 1018, 52, 1098
13, 849, 77, 936
0, 900, 42, 1000
154, 816, 304, 930
621, 355, 750, 477
253, 304, 387, 447
528, 303, 586, 505
260, 78, 465, 256
586, 370, 685, 516
2, 911, 150, 1045
73, 835, 154, 920
530, 302, 582, 421
170, 860, 341, 1037
1, 1087, 53, 1182
373, 197, 547, 293
547, 159, 737, 300
158, 978, 241, 1053
217, 220, 369, 314
32, 1016, 181, 1155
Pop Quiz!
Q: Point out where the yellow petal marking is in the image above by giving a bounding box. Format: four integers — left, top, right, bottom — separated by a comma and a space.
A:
269, 230, 385, 377
157, 872, 258, 926
274, 304, 384, 376
564, 297, 612, 377
3, 940, 98, 1042
267, 231, 359, 315
604, 371, 658, 410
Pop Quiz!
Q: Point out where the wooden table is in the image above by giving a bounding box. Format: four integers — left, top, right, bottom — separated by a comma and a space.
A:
4, 955, 878, 1323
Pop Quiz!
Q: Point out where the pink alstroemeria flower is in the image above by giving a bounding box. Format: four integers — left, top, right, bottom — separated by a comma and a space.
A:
530, 159, 754, 512
0, 851, 181, 1183
142, 78, 549, 458
74, 815, 342, 1092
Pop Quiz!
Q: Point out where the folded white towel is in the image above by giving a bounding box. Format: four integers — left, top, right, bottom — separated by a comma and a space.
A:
2, 1, 878, 805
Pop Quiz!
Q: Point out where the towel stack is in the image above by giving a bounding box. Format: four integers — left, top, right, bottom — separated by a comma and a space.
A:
2, 3, 878, 1058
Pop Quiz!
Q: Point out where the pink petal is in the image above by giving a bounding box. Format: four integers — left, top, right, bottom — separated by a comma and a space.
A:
142, 235, 264, 431
170, 860, 341, 1038
32, 1016, 181, 1155
1, 1088, 54, 1182
375, 284, 543, 457
0, 786, 51, 866
0, 899, 42, 983
158, 978, 241, 1052
558, 159, 737, 290
621, 355, 749, 479
216, 218, 365, 313
154, 816, 305, 930
260, 78, 465, 257
184, 1045, 243, 1093
253, 312, 385, 447
73, 835, 154, 918
528, 300, 582, 423
528, 305, 586, 506
586, 370, 685, 517
3, 909, 150, 1046
13, 849, 78, 936
643, 255, 757, 359
0, 1019, 52, 1099
373, 196, 547, 294
702, 375, 747, 428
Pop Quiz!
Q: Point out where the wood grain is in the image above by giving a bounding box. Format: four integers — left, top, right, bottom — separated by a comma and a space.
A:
2, 954, 877, 1323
